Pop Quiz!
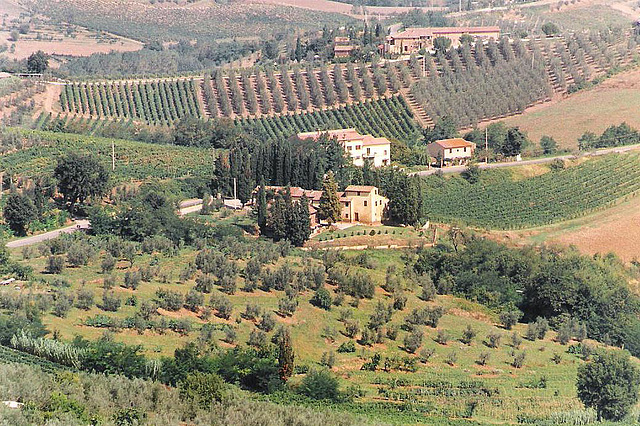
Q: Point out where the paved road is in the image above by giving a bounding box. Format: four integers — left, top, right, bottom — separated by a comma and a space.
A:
412, 144, 640, 177
6, 199, 205, 248
6, 220, 90, 248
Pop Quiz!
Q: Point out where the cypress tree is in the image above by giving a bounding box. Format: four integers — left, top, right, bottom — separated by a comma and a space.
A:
290, 195, 311, 247
267, 193, 287, 241
318, 171, 341, 225
278, 328, 295, 382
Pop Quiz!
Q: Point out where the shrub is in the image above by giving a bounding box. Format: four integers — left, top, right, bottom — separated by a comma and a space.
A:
184, 289, 204, 312
500, 310, 522, 330
257, 312, 275, 332
155, 289, 183, 311
512, 351, 526, 368
195, 274, 215, 293
419, 274, 437, 301
344, 320, 360, 338
419, 347, 435, 363
179, 372, 225, 409
337, 341, 356, 353
404, 328, 423, 353
486, 332, 502, 348
386, 325, 399, 340
47, 255, 65, 274
461, 325, 476, 345
511, 332, 523, 349
311, 288, 332, 310
243, 303, 261, 320
299, 369, 340, 400
101, 254, 116, 274
123, 270, 141, 290
75, 287, 94, 310
445, 350, 458, 366
278, 296, 298, 317
211, 294, 233, 319
320, 351, 336, 368
103, 275, 116, 289
67, 242, 92, 267
435, 329, 449, 345
477, 351, 491, 366
101, 291, 121, 312
248, 329, 268, 348
52, 292, 73, 318
359, 328, 374, 346
223, 327, 237, 344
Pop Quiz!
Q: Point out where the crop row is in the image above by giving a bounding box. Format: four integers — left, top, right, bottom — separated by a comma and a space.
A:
59, 79, 202, 125
235, 96, 420, 143
423, 154, 640, 229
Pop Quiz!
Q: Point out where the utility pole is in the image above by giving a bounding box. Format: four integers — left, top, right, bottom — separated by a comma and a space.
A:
111, 141, 115, 171
485, 127, 489, 164
233, 177, 237, 201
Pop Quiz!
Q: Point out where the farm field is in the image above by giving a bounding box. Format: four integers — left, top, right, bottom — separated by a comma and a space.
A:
422, 153, 640, 229
23, 0, 350, 43
0, 129, 213, 182
501, 67, 640, 149
493, 195, 640, 264
2, 228, 606, 424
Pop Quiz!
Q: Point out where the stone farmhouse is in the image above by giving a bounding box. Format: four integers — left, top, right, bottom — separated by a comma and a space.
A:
385, 26, 500, 55
259, 185, 388, 226
426, 138, 476, 166
296, 129, 391, 167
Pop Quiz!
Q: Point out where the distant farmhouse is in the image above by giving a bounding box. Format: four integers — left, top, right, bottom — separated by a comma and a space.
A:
334, 36, 356, 59
385, 26, 500, 55
296, 129, 391, 167
261, 185, 388, 225
426, 138, 476, 166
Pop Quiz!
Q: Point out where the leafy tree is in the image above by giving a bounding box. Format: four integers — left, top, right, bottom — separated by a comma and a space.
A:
299, 369, 340, 400
386, 172, 421, 225
540, 136, 558, 154
542, 22, 560, 36
27, 50, 49, 73
424, 116, 459, 143
3, 193, 36, 236
311, 288, 333, 310
318, 171, 341, 224
54, 153, 109, 213
577, 350, 640, 421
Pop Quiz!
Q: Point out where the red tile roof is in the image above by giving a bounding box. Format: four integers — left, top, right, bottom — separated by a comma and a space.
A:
345, 185, 376, 193
390, 26, 500, 39
431, 138, 476, 149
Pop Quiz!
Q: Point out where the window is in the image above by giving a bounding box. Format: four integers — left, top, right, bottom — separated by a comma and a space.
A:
364, 201, 368, 206
384, 150, 387, 155
367, 148, 371, 155
464, 147, 467, 152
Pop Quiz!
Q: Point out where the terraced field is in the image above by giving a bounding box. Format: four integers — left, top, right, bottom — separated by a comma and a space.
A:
423, 153, 640, 229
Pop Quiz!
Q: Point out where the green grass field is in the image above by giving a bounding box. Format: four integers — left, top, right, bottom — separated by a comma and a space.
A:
4, 213, 611, 424
502, 71, 640, 149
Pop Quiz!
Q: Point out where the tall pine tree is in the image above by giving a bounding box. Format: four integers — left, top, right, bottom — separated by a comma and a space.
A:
290, 195, 311, 247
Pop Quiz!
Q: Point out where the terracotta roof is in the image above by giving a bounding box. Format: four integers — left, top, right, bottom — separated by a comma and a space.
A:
431, 138, 476, 149
362, 135, 391, 147
334, 45, 355, 52
390, 26, 500, 39
345, 185, 376, 193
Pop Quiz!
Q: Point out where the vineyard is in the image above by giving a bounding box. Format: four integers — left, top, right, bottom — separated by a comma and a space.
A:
423, 153, 640, 229
236, 96, 421, 143
0, 129, 213, 182
59, 79, 203, 125
53, 30, 640, 133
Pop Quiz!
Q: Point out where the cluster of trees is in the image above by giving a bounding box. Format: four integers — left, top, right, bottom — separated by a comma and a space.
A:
60, 40, 258, 77
578, 123, 640, 150
411, 39, 552, 128
255, 184, 311, 247
414, 237, 640, 356
212, 133, 348, 203
3, 153, 108, 235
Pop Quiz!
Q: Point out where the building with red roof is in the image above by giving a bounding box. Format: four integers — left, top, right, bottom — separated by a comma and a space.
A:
386, 26, 500, 55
